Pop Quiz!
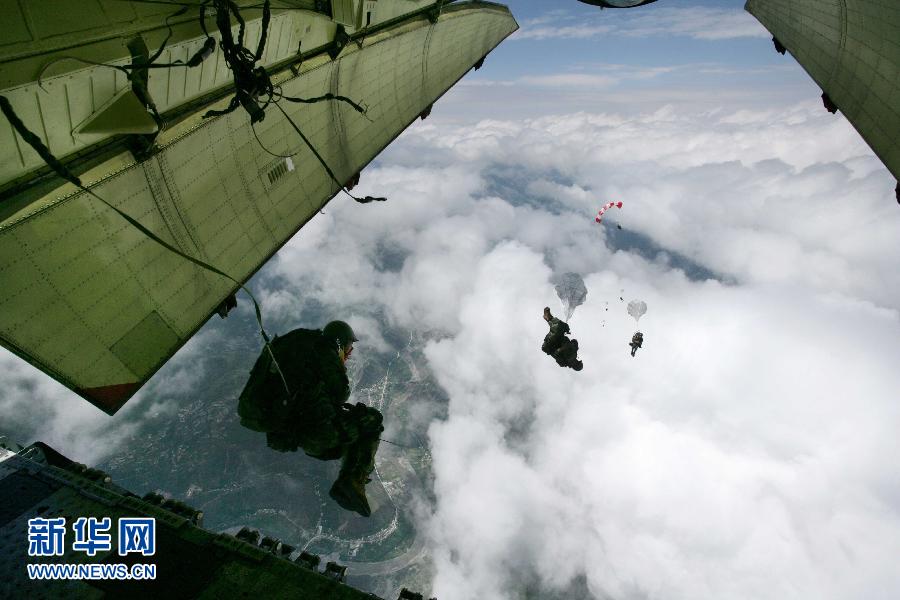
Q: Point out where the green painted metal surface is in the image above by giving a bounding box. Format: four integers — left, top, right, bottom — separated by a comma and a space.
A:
0, 2, 518, 413
745, 0, 900, 180
0, 4, 319, 190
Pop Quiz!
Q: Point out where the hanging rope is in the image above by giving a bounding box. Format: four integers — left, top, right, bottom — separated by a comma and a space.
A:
37, 7, 215, 90
272, 102, 386, 203
196, 0, 385, 202
379, 438, 420, 449
3, 0, 395, 395
201, 0, 272, 123
0, 94, 292, 397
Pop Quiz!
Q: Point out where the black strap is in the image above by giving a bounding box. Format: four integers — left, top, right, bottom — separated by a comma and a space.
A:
1, 94, 292, 398
274, 102, 386, 204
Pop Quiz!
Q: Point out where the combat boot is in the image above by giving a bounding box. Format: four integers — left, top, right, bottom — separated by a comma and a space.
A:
329, 471, 371, 517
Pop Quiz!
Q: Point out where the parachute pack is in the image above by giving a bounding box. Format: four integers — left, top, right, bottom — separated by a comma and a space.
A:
237, 328, 323, 432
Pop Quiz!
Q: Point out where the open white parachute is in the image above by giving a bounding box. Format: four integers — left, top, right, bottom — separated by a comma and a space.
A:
554, 273, 588, 321
627, 299, 647, 324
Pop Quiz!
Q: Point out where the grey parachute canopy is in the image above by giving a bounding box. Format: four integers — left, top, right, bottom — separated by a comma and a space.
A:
627, 299, 647, 324
554, 273, 588, 321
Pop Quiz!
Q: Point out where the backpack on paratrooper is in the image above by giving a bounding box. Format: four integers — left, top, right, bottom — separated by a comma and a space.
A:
237, 329, 322, 432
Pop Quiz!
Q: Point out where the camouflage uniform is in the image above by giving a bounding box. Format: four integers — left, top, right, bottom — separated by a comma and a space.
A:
552, 338, 582, 371
239, 328, 383, 483
541, 310, 582, 371
630, 331, 643, 357
541, 316, 570, 355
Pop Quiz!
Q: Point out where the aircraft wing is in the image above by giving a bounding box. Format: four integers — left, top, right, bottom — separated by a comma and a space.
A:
745, 0, 900, 181
0, 1, 518, 413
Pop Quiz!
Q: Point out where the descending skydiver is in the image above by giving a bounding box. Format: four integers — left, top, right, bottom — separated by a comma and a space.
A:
542, 307, 584, 371
626, 300, 647, 357
238, 321, 383, 517
629, 331, 644, 357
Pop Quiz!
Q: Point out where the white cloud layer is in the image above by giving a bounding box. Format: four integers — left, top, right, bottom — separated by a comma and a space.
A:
243, 97, 900, 599
425, 270, 900, 599
515, 7, 769, 42
395, 104, 900, 309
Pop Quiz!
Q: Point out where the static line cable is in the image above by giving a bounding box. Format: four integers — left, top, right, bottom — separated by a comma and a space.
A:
0, 96, 81, 186
273, 102, 386, 204
379, 438, 422, 450
37, 3, 215, 91
252, 90, 372, 158
277, 91, 370, 121
201, 0, 271, 123
36, 40, 216, 93
147, 5, 190, 64
251, 122, 297, 158
198, 0, 384, 202
0, 95, 292, 399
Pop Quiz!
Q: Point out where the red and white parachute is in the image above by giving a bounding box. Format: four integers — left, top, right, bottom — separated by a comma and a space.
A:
595, 201, 623, 224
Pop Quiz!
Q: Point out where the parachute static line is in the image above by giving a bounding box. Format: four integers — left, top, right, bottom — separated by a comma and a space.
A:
36, 21, 209, 80
379, 438, 417, 449
202, 0, 273, 123
595, 201, 623, 223
272, 102, 386, 203
38, 0, 384, 204
0, 95, 293, 401
32, 3, 222, 135
202, 0, 385, 204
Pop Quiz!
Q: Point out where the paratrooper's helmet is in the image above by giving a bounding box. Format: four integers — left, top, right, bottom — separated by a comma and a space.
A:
323, 320, 358, 349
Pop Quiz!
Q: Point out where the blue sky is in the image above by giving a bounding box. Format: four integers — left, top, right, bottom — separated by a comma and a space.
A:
441, 0, 815, 119
492, 0, 774, 71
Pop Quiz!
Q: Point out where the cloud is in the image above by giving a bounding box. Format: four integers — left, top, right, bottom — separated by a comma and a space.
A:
513, 22, 614, 42
393, 104, 900, 310
622, 7, 771, 40
458, 63, 779, 97
228, 97, 900, 598
459, 71, 649, 91
514, 7, 769, 42
0, 327, 221, 464
517, 74, 619, 89
423, 268, 900, 600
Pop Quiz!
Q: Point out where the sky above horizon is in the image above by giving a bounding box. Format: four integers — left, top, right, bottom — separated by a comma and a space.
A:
3, 1, 900, 599
440, 0, 814, 120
